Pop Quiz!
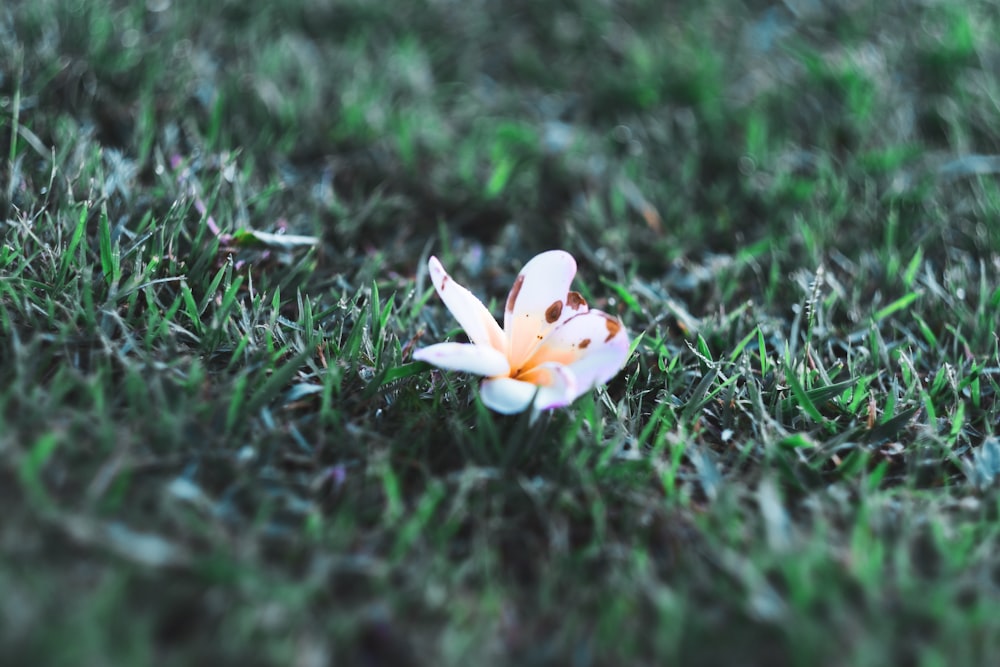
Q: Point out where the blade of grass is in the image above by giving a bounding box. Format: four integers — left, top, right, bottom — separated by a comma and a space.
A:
873, 291, 921, 322
782, 361, 830, 430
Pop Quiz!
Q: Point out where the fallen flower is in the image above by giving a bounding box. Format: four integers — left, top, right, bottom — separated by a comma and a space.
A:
414, 250, 630, 415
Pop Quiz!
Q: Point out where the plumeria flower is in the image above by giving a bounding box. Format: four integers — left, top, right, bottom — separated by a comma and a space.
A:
414, 250, 630, 415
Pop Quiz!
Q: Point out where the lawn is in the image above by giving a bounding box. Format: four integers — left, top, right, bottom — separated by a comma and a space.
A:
2, 0, 1000, 665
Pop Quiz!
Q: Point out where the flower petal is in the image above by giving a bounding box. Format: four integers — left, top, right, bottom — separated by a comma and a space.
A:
479, 363, 577, 414
479, 377, 538, 414
520, 362, 577, 411
427, 256, 506, 352
520, 310, 630, 401
413, 342, 510, 377
503, 250, 586, 367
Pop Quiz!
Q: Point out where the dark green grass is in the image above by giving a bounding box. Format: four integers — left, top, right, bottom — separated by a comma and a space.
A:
2, 0, 1000, 665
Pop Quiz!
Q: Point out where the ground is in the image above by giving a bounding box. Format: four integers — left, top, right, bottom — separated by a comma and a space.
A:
2, 0, 1000, 665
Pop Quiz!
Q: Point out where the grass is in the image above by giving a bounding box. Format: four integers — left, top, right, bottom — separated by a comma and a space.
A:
2, 0, 1000, 664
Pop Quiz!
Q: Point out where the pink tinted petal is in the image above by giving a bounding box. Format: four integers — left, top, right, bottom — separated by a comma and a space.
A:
479, 377, 538, 414
525, 362, 578, 411
427, 256, 506, 352
503, 250, 582, 367
413, 342, 510, 377
522, 310, 630, 400
563, 316, 629, 399
562, 342, 629, 402
523, 309, 626, 367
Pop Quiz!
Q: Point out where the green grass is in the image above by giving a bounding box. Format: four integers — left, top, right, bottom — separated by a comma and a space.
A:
2, 0, 1000, 665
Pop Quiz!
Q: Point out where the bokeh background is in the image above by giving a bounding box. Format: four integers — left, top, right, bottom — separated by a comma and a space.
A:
2, 1, 1000, 665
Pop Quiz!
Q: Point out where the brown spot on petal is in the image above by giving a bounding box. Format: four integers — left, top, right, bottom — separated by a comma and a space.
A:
506, 274, 525, 312
545, 300, 563, 323
579, 338, 591, 349
440, 275, 449, 290
567, 291, 587, 310
604, 316, 622, 342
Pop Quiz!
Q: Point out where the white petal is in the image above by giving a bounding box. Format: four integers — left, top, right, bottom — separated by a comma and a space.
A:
479, 363, 577, 414
427, 256, 506, 352
479, 377, 538, 414
503, 250, 587, 367
413, 342, 510, 377
520, 310, 630, 401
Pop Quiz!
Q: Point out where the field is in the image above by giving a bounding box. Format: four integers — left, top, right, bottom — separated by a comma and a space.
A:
2, 1, 1000, 665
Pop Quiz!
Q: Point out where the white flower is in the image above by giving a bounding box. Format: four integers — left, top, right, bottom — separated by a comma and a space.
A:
414, 250, 630, 415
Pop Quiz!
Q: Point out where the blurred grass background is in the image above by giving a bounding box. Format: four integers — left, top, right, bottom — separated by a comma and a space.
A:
2, 0, 1000, 665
